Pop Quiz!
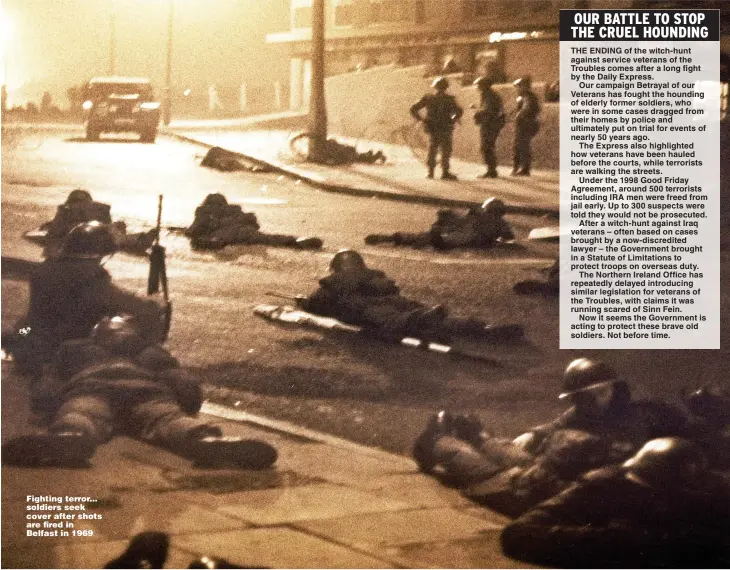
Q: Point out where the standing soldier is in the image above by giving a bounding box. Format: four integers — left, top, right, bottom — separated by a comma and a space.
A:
410, 77, 463, 180
473, 76, 505, 179
511, 76, 540, 177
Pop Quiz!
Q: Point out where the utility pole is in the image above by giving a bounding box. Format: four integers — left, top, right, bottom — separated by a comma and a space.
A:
163, 0, 173, 125
307, 0, 328, 162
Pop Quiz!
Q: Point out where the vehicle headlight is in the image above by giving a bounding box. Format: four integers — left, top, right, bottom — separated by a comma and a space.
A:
82, 100, 93, 111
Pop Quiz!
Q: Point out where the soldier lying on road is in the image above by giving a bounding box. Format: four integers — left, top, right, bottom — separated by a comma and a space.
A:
365, 198, 514, 250
184, 193, 323, 251
501, 438, 730, 568
37, 189, 158, 258
298, 249, 523, 342
11, 221, 165, 381
513, 259, 559, 296
2, 315, 278, 470
413, 358, 698, 517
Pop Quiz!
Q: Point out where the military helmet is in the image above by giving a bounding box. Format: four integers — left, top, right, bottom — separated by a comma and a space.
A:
513, 76, 532, 88
559, 358, 617, 399
60, 221, 118, 259
432, 76, 449, 91
481, 197, 506, 216
623, 437, 707, 488
330, 249, 367, 272
92, 314, 147, 356
202, 193, 228, 207
67, 189, 93, 203
473, 76, 494, 90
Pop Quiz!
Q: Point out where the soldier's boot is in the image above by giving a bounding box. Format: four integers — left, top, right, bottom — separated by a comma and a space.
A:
414, 304, 448, 331
1, 431, 96, 468
186, 436, 278, 470
412, 410, 455, 474
364, 234, 396, 245
105, 532, 170, 569
441, 171, 458, 181
481, 323, 525, 342
294, 237, 324, 250
427, 167, 435, 179
452, 414, 492, 449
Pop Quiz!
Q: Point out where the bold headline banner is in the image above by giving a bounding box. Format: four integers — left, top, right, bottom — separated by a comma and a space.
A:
560, 10, 720, 42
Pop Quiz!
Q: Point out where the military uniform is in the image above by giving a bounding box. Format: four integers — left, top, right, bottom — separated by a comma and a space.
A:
185, 194, 322, 250
365, 204, 514, 250
513, 259, 559, 296
43, 191, 155, 258
473, 77, 505, 178
512, 78, 540, 176
410, 77, 463, 179
13, 226, 164, 377
3, 316, 278, 470
501, 440, 730, 568
413, 360, 694, 517
301, 250, 522, 341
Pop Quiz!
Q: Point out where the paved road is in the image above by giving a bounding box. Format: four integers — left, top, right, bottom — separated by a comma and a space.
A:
2, 126, 728, 456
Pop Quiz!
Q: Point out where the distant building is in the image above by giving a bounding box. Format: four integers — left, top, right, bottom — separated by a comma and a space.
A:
266, 0, 640, 111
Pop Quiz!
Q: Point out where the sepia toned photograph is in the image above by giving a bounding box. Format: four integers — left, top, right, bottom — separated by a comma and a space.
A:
1, 0, 728, 568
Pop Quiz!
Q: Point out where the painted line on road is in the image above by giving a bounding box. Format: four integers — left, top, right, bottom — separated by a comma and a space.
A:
200, 401, 416, 470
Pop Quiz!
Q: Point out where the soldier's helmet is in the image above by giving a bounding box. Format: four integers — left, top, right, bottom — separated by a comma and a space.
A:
473, 76, 494, 90
623, 437, 707, 488
92, 314, 147, 356
67, 189, 93, 204
60, 221, 118, 259
330, 249, 367, 273
513, 76, 532, 89
481, 197, 506, 216
559, 358, 617, 399
431, 76, 449, 91
202, 193, 228, 207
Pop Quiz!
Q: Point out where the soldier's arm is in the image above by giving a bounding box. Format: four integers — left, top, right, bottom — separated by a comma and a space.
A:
498, 221, 515, 241
500, 476, 644, 566
452, 100, 464, 121
410, 97, 427, 121
47, 207, 71, 239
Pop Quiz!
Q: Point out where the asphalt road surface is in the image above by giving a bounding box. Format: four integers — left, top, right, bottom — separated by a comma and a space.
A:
2, 126, 728, 455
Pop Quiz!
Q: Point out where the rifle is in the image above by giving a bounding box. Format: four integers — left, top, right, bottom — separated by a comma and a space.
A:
259, 294, 501, 367
147, 195, 172, 340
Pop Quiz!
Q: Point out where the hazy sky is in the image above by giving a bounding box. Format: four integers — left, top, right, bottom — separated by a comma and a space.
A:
2, 0, 290, 105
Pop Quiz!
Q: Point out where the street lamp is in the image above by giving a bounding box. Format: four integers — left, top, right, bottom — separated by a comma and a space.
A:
162, 0, 173, 125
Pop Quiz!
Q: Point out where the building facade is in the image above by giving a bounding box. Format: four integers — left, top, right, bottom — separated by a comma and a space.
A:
267, 0, 639, 110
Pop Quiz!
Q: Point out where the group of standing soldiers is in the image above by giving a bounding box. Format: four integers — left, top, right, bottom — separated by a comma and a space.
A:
410, 75, 541, 180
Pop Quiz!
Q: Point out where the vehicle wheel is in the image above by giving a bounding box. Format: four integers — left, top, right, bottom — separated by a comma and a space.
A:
140, 130, 156, 143
85, 126, 100, 141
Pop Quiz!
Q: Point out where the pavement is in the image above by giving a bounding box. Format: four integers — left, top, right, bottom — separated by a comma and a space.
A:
163, 127, 559, 217
2, 359, 526, 569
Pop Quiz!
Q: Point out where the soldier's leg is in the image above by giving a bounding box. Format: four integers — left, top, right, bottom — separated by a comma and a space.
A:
443, 316, 524, 341
1, 394, 110, 467
441, 133, 455, 179
522, 132, 534, 175
128, 396, 277, 469
254, 232, 323, 250
426, 134, 438, 178
512, 130, 524, 174
485, 132, 499, 176
51, 394, 115, 444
